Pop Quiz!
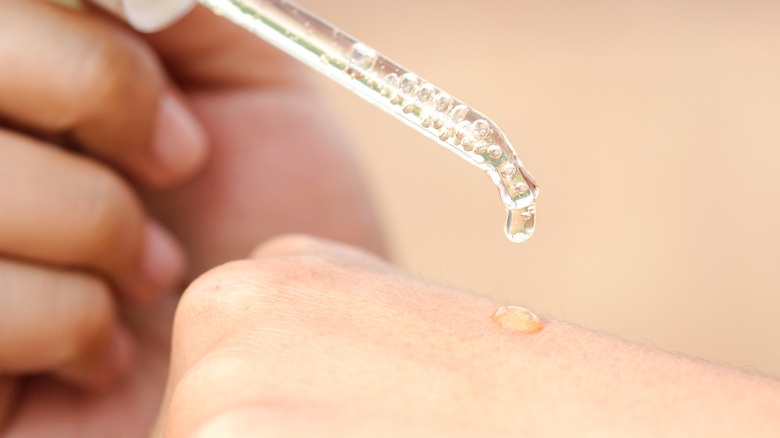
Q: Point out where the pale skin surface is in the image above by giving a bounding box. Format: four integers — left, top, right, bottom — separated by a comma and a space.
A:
1, 1, 779, 437
156, 235, 780, 437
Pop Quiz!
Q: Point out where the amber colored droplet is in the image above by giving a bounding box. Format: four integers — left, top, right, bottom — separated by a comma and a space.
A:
491, 306, 544, 333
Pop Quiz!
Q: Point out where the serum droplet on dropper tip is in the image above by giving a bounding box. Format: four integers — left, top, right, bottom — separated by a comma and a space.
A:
505, 203, 536, 243
491, 306, 544, 334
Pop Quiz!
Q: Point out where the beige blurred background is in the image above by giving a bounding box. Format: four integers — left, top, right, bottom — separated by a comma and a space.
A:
304, 0, 780, 376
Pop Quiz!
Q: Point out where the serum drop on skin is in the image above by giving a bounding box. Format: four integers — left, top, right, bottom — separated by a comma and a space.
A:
491, 306, 544, 334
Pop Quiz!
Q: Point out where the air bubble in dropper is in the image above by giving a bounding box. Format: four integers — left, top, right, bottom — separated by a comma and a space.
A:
439, 126, 454, 141
416, 83, 435, 104
461, 137, 475, 151
500, 165, 516, 179
384, 73, 400, 103
487, 145, 503, 159
431, 93, 453, 129
347, 42, 377, 72
433, 93, 453, 113
450, 104, 469, 123
398, 73, 420, 112
471, 119, 491, 139
455, 121, 471, 139
398, 73, 420, 103
385, 73, 399, 86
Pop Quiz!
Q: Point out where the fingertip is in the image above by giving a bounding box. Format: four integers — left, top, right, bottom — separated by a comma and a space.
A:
149, 92, 208, 187
134, 220, 187, 303
57, 324, 136, 392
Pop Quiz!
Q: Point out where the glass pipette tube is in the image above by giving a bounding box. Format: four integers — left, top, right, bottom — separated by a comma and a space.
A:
198, 0, 539, 242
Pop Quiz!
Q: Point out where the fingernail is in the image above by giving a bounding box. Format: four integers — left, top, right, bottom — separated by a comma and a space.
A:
139, 221, 186, 301
152, 93, 208, 183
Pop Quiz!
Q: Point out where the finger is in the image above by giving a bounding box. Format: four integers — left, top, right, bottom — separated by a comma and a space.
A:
0, 0, 207, 187
0, 259, 134, 390
0, 130, 186, 302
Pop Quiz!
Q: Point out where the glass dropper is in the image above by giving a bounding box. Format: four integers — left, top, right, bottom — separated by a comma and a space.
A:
196, 0, 539, 242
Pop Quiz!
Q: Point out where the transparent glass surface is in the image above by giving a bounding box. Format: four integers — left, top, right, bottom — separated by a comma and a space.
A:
199, 0, 539, 242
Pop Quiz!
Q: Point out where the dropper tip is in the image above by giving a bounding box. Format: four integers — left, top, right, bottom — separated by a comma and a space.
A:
505, 203, 536, 243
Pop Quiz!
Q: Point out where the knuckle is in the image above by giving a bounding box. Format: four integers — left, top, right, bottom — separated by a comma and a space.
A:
176, 256, 327, 331
173, 260, 268, 363
178, 260, 269, 318
178, 251, 358, 316
74, 27, 161, 121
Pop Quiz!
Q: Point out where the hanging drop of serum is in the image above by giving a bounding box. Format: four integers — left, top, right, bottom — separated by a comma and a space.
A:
491, 306, 544, 334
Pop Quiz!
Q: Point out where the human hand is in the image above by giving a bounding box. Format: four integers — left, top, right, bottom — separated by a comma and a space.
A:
0, 0, 206, 412
1, 1, 384, 436
156, 235, 780, 437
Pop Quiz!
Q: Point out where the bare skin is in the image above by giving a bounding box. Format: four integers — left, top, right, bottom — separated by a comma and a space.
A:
0, 1, 381, 436
2, 1, 779, 437
157, 235, 780, 438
